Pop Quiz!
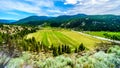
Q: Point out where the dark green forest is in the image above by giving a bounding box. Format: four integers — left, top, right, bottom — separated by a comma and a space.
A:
13, 14, 120, 31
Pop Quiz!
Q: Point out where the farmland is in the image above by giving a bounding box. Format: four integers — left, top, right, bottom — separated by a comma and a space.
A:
85, 31, 120, 41
26, 28, 105, 50
0, 25, 119, 68
1, 0, 120, 67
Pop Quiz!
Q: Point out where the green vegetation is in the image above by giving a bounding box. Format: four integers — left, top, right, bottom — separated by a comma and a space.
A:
86, 31, 120, 41
0, 24, 119, 68
26, 28, 104, 50
1, 46, 120, 68
0, 25, 105, 57
0, 24, 40, 56
1, 12, 120, 68
15, 14, 120, 31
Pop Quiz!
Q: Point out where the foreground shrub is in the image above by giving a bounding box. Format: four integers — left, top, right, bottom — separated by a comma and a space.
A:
1, 46, 120, 68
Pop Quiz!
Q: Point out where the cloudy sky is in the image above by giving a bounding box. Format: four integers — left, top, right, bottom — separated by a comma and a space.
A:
0, 0, 120, 20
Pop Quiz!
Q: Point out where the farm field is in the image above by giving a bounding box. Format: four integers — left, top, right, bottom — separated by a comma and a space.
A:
85, 31, 120, 37
26, 28, 105, 50
85, 31, 120, 41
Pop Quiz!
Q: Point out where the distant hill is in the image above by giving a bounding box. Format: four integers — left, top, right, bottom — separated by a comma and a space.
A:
15, 14, 86, 25
15, 16, 52, 24
62, 15, 120, 31
0, 19, 16, 24
14, 14, 120, 31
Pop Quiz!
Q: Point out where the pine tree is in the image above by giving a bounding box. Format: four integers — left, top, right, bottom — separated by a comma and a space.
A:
79, 43, 85, 51
75, 47, 78, 53
38, 42, 41, 51
40, 42, 43, 51
62, 45, 65, 53
35, 43, 39, 52
58, 45, 62, 55
66, 45, 71, 53
50, 44, 54, 50
44, 45, 48, 52
65, 45, 67, 52
53, 47, 58, 56
31, 37, 35, 44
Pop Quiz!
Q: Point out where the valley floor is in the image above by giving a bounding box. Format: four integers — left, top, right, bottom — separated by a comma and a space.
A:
78, 31, 120, 44
26, 28, 106, 50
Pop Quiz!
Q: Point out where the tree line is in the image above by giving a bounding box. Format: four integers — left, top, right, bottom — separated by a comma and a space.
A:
103, 33, 120, 41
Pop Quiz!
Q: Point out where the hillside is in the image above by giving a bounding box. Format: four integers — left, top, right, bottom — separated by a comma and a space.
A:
14, 14, 120, 31
0, 19, 16, 24
63, 15, 120, 31
14, 14, 86, 26
15, 16, 52, 24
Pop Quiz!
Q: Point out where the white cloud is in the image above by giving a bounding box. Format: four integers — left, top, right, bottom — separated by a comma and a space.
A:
6, 12, 19, 16
0, 0, 51, 16
64, 0, 78, 5
47, 9, 62, 13
64, 0, 120, 15
91, 0, 109, 5
0, 0, 39, 13
25, 0, 54, 8
0, 0, 120, 18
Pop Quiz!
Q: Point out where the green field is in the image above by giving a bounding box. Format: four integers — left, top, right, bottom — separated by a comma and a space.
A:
26, 28, 105, 50
85, 31, 120, 38
86, 31, 120, 36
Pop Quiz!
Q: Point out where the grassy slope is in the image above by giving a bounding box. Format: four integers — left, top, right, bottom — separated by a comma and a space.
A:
26, 28, 104, 50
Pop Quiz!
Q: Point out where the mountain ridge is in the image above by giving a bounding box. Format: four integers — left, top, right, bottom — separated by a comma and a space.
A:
1, 14, 120, 31
0, 19, 16, 24
14, 14, 87, 24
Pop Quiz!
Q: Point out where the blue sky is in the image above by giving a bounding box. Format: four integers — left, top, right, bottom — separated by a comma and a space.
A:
0, 0, 120, 20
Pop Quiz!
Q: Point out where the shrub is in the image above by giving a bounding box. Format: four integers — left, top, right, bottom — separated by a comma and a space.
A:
79, 43, 85, 51
2, 46, 120, 68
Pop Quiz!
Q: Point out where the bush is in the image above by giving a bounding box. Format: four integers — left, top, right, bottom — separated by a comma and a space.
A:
79, 43, 85, 51
2, 46, 120, 68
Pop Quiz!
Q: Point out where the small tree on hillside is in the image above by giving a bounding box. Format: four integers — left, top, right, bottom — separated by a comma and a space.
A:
50, 44, 54, 50
66, 45, 71, 53
62, 45, 65, 53
79, 43, 85, 51
65, 44, 67, 52
53, 47, 58, 56
75, 47, 78, 53
58, 45, 62, 55
40, 42, 44, 51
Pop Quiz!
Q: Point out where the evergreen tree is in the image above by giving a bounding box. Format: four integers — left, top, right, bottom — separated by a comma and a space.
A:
62, 45, 65, 53
53, 47, 58, 56
58, 45, 62, 55
37, 42, 41, 51
31, 37, 36, 43
40, 42, 43, 51
50, 44, 54, 50
65, 45, 67, 52
75, 47, 78, 53
35, 44, 39, 52
79, 43, 85, 51
66, 45, 71, 53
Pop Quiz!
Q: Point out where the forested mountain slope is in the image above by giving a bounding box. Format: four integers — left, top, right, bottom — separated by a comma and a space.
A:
15, 14, 120, 31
